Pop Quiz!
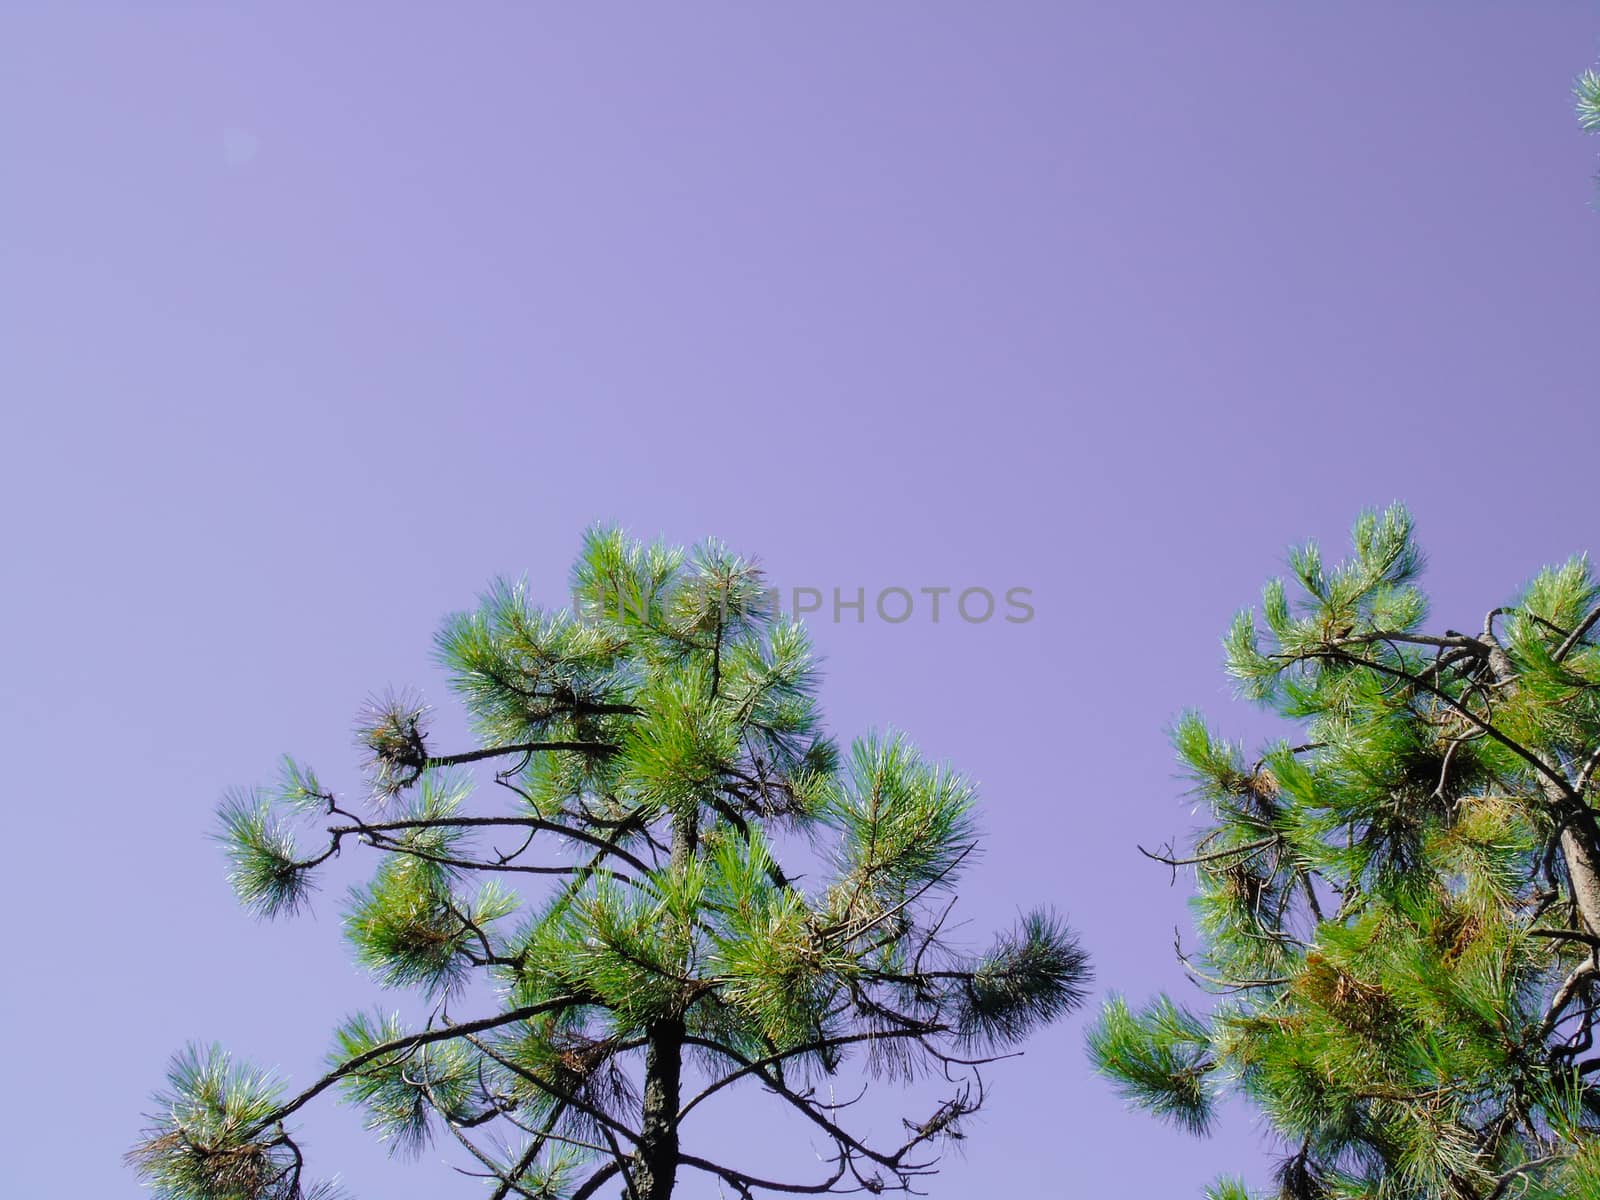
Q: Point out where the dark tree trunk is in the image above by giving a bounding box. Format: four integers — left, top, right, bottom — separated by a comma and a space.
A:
634, 1019, 685, 1199
631, 803, 699, 1199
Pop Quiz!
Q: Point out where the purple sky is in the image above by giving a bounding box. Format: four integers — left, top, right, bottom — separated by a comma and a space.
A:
4, 5, 1599, 1197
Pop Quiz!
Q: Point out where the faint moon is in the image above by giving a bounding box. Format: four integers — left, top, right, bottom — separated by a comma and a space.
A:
223, 127, 260, 167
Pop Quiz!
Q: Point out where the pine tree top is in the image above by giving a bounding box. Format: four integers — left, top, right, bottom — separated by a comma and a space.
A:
131, 528, 1089, 1200
1090, 504, 1600, 1199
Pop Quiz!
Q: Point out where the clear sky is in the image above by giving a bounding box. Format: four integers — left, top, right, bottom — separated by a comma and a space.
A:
4, 4, 1599, 1197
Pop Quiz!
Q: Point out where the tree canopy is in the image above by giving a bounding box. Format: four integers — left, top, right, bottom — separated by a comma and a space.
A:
130, 530, 1088, 1200
1089, 506, 1600, 1198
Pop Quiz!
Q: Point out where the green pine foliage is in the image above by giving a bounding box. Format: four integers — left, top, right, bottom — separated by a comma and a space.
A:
1087, 996, 1216, 1135
1088, 505, 1600, 1199
131, 529, 1089, 1200
1581, 69, 1600, 134
1581, 61, 1600, 207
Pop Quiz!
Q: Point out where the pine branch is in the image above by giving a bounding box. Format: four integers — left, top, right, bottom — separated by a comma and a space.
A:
249, 995, 585, 1134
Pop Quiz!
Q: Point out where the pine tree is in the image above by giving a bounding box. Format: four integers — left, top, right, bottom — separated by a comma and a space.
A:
130, 530, 1089, 1200
1088, 503, 1600, 1199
